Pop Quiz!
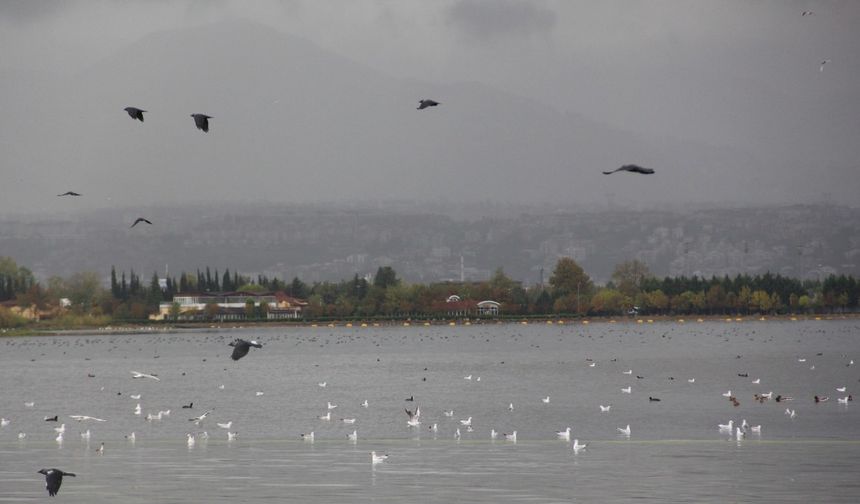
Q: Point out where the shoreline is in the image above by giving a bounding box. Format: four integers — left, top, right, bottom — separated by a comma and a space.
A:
3, 313, 857, 337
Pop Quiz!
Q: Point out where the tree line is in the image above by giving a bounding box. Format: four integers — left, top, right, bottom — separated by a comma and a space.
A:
1, 256, 859, 327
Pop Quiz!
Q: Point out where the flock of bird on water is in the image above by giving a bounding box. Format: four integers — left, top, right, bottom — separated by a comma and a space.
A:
4, 325, 855, 497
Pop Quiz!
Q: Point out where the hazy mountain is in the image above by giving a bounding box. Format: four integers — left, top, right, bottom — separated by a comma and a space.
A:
1, 203, 857, 286
0, 19, 838, 216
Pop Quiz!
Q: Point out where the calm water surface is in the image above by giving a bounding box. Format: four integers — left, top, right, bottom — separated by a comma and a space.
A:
1, 320, 859, 502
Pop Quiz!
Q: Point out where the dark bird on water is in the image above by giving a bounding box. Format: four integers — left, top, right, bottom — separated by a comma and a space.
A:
124, 107, 146, 122
229, 339, 262, 361
191, 113, 212, 132
38, 468, 75, 497
603, 164, 655, 175
417, 99, 440, 110
130, 218, 153, 228
182, 402, 193, 409
57, 191, 81, 197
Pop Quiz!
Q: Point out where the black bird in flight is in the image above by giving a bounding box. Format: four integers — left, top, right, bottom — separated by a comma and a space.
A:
38, 468, 75, 497
44, 415, 58, 422
603, 164, 655, 175
124, 107, 146, 122
229, 339, 262, 361
130, 217, 153, 228
417, 99, 440, 110
57, 191, 81, 197
191, 113, 212, 132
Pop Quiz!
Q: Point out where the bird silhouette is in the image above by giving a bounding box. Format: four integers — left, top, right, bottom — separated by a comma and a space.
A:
603, 164, 655, 175
130, 218, 153, 228
417, 99, 440, 110
191, 113, 212, 132
57, 191, 81, 197
124, 107, 146, 122
228, 339, 262, 361
38, 469, 75, 497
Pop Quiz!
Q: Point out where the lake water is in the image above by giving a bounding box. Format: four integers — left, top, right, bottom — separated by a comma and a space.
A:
1, 319, 859, 502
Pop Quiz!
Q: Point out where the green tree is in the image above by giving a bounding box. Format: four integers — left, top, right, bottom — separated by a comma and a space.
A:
65, 272, 104, 311
373, 266, 399, 289
611, 260, 652, 298
549, 257, 593, 302
589, 288, 626, 315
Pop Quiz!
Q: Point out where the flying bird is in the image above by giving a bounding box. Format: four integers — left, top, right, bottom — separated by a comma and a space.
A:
191, 113, 212, 132
130, 370, 159, 380
69, 415, 106, 422
820, 59, 831, 72
603, 164, 655, 175
229, 339, 262, 361
130, 218, 153, 228
189, 409, 214, 425
802, 10, 814, 16
57, 191, 81, 197
124, 107, 146, 122
417, 99, 440, 110
38, 469, 75, 497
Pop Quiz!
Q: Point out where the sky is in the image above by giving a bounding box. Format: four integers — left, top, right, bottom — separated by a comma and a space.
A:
1, 0, 858, 214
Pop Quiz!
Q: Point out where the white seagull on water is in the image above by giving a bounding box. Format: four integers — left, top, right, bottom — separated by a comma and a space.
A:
504, 431, 517, 442
556, 427, 571, 441
371, 451, 388, 464
572, 439, 587, 454
617, 425, 631, 437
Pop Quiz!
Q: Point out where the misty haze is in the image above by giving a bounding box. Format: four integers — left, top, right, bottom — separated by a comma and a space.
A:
2, 2, 859, 503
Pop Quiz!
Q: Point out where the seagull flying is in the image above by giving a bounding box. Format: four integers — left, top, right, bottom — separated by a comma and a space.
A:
130, 218, 153, 228
820, 60, 831, 72
600, 405, 611, 412
188, 409, 214, 425
130, 370, 159, 380
229, 339, 262, 361
603, 164, 655, 175
191, 113, 212, 132
417, 99, 440, 110
38, 469, 75, 497
57, 191, 81, 197
69, 415, 107, 422
124, 107, 146, 122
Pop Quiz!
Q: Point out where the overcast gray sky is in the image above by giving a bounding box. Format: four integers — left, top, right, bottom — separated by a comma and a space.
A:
1, 0, 858, 214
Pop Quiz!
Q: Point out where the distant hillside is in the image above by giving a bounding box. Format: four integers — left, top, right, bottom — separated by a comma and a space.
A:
0, 203, 856, 285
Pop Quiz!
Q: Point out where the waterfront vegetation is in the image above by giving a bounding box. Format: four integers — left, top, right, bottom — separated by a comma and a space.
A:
1, 256, 858, 329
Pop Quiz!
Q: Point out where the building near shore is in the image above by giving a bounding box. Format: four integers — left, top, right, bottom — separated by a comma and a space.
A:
152, 291, 307, 321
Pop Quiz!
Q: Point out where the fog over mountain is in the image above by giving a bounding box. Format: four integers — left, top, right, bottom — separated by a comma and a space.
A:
1, 1, 858, 216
